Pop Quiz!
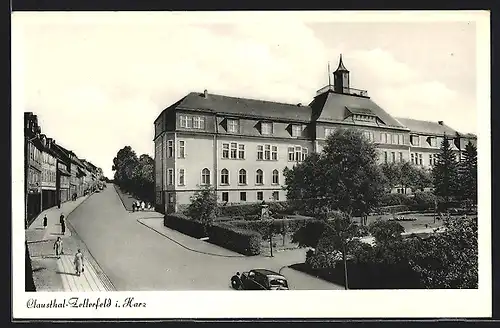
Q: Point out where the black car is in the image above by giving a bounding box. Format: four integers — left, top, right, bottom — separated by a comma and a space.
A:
231, 269, 289, 290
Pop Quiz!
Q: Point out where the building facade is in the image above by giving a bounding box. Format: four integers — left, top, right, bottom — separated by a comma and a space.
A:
153, 56, 477, 213
39, 135, 58, 210
25, 113, 43, 224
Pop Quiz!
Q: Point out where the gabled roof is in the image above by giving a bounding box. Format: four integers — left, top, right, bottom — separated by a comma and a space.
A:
310, 91, 407, 129
395, 117, 457, 136
172, 91, 312, 122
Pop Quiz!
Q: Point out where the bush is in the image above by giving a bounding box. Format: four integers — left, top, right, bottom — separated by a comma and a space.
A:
208, 223, 261, 255
412, 192, 438, 211
229, 217, 315, 237
217, 203, 261, 217
164, 214, 206, 238
379, 193, 412, 206
375, 205, 410, 214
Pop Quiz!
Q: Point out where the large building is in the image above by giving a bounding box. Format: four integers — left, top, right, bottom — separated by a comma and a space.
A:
24, 112, 103, 227
153, 56, 476, 214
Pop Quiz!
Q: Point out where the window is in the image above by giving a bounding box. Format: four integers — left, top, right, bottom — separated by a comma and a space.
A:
429, 137, 437, 147
399, 152, 403, 162
411, 135, 420, 146
384, 151, 388, 163
264, 145, 271, 160
291, 125, 302, 137
272, 191, 279, 201
434, 153, 438, 165
222, 143, 229, 159
288, 147, 294, 161
230, 143, 237, 159
272, 146, 278, 160
193, 116, 205, 129
272, 169, 279, 185
261, 122, 273, 135
239, 169, 247, 185
221, 168, 229, 185
380, 133, 387, 144
228, 119, 239, 133
167, 140, 174, 158
240, 192, 247, 202
419, 154, 423, 166
257, 145, 263, 160
257, 191, 263, 201
302, 148, 308, 161
178, 169, 185, 186
391, 152, 396, 163
167, 169, 174, 186
363, 131, 374, 142
411, 153, 415, 164
201, 168, 210, 185
238, 144, 245, 159
295, 146, 301, 162
429, 154, 433, 166
325, 128, 334, 138
178, 140, 185, 158
399, 134, 404, 145
180, 115, 192, 128
222, 192, 229, 202
256, 169, 263, 185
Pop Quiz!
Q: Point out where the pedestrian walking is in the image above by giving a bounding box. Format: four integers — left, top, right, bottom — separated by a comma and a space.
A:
73, 249, 84, 276
132, 202, 136, 212
43, 215, 47, 229
61, 220, 66, 235
53, 237, 63, 259
141, 201, 145, 211
59, 213, 65, 225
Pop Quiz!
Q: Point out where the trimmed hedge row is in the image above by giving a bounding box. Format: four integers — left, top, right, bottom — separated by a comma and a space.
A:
228, 216, 315, 237
163, 213, 206, 239
164, 214, 262, 255
208, 223, 261, 256
217, 201, 295, 217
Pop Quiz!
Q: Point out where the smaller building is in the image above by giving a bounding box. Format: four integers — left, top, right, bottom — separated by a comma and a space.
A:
39, 135, 58, 210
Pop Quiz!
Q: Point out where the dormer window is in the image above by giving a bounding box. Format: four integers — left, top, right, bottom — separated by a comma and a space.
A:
428, 137, 437, 147
261, 122, 273, 135
410, 135, 420, 146
291, 125, 302, 137
227, 119, 239, 133
353, 114, 376, 122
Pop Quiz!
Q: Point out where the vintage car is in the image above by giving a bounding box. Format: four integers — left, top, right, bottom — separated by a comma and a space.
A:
231, 269, 289, 290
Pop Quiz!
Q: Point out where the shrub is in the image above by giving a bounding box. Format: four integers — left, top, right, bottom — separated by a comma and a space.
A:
208, 223, 261, 255
217, 203, 261, 217
375, 205, 410, 214
412, 192, 438, 211
229, 217, 315, 238
379, 193, 411, 206
164, 214, 206, 238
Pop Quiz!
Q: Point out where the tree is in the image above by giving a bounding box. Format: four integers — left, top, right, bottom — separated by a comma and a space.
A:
186, 185, 218, 235
458, 141, 477, 211
432, 136, 460, 210
312, 211, 360, 290
112, 146, 139, 192
284, 128, 386, 220
291, 220, 326, 248
408, 217, 478, 288
380, 162, 401, 191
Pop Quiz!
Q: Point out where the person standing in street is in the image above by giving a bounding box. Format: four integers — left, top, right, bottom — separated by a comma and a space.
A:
141, 201, 145, 211
53, 237, 63, 259
59, 213, 65, 225
61, 219, 66, 235
73, 249, 84, 276
43, 215, 47, 229
132, 202, 136, 212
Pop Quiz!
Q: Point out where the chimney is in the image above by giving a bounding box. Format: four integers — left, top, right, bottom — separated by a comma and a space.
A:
203, 89, 208, 98
438, 121, 444, 125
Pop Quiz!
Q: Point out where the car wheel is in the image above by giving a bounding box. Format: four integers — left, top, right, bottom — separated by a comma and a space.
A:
231, 277, 241, 290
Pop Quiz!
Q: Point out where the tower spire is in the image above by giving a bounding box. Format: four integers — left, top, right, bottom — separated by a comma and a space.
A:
335, 53, 349, 72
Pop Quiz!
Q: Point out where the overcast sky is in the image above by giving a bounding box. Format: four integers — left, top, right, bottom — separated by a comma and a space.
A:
13, 12, 485, 178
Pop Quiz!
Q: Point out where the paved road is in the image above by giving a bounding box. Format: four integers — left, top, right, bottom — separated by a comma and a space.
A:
68, 184, 342, 291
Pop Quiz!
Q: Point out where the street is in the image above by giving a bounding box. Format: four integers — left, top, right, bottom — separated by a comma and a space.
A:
67, 184, 342, 290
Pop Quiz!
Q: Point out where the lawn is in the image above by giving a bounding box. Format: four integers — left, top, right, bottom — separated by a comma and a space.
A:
356, 212, 448, 233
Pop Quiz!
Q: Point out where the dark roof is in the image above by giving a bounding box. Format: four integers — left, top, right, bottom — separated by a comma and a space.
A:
252, 268, 282, 276
395, 117, 457, 136
310, 91, 407, 129
173, 92, 312, 122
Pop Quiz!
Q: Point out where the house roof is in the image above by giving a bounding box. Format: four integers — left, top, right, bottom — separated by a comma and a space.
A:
171, 91, 312, 122
395, 117, 457, 136
310, 91, 407, 129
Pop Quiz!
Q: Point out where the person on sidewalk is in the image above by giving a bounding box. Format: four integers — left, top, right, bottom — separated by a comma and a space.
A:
59, 213, 65, 226
141, 201, 145, 211
61, 219, 66, 235
53, 237, 63, 259
74, 249, 84, 276
43, 215, 47, 229
132, 202, 136, 212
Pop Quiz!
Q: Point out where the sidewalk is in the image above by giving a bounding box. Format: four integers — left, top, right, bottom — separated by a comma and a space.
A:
26, 194, 114, 292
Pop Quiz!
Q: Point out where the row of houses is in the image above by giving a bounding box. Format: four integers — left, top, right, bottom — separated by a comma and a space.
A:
153, 55, 477, 214
24, 112, 104, 228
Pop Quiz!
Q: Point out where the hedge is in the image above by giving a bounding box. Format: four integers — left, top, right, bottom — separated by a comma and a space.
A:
379, 193, 415, 207
163, 213, 206, 238
228, 216, 315, 237
208, 222, 262, 255
217, 201, 294, 217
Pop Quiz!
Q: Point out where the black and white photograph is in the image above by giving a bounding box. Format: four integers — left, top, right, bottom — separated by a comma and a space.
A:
12, 10, 491, 319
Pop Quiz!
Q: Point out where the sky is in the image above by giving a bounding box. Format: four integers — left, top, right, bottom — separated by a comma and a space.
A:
13, 12, 484, 178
